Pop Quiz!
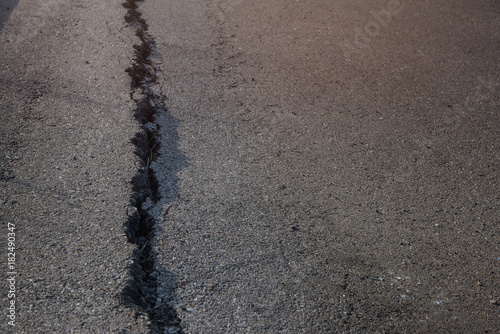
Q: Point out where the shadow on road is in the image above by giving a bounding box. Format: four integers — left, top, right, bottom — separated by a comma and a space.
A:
0, 0, 19, 33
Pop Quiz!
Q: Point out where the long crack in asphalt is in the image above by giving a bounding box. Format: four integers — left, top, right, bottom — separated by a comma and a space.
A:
121, 0, 183, 333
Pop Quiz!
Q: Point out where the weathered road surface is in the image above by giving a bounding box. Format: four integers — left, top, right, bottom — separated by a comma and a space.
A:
143, 0, 500, 333
1, 0, 500, 333
0, 0, 150, 332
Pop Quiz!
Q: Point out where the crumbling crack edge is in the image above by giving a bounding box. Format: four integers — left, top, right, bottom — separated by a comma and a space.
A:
121, 0, 182, 333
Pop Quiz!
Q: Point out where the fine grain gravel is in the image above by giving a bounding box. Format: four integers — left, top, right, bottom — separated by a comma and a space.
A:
0, 0, 151, 332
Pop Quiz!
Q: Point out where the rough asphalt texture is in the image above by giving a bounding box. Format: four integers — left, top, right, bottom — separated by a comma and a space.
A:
0, 0, 150, 332
1, 0, 499, 333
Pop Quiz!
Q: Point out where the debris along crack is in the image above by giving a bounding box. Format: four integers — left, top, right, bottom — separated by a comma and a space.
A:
122, 0, 182, 333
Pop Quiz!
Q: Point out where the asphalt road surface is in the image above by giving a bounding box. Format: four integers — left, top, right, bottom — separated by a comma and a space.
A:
1, 0, 499, 333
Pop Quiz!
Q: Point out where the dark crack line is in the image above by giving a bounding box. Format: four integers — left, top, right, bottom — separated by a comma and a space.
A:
122, 1, 182, 333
